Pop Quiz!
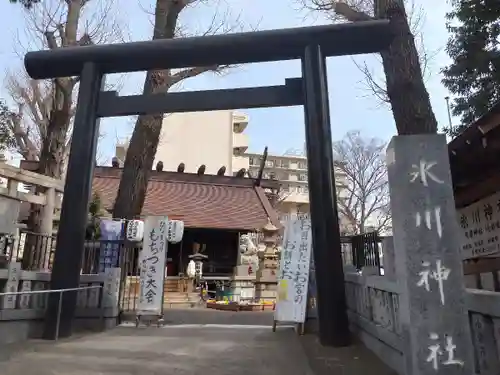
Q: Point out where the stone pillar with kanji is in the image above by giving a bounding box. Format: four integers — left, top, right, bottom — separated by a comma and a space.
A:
254, 220, 280, 302
386, 135, 473, 375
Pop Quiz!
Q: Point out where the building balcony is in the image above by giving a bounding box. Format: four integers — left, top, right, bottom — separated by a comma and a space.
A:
232, 111, 249, 133
281, 191, 310, 204
115, 142, 128, 164
232, 155, 249, 173
232, 132, 249, 153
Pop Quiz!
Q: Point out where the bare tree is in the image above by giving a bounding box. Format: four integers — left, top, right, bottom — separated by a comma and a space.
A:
6, 0, 123, 177
113, 0, 244, 219
302, 0, 438, 135
7, 0, 123, 268
334, 131, 390, 234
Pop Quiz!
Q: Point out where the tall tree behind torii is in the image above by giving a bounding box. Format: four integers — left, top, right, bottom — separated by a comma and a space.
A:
112, 0, 244, 219
303, 0, 438, 135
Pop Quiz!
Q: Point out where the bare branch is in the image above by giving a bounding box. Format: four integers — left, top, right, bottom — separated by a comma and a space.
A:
168, 65, 223, 87
301, 0, 437, 106
334, 2, 373, 21
5, 0, 125, 168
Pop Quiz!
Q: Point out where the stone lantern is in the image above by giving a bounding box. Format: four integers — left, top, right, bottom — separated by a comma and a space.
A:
254, 219, 280, 302
188, 252, 208, 283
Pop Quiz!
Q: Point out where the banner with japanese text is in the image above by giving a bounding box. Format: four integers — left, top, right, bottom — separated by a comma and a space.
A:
275, 218, 312, 323
137, 216, 168, 315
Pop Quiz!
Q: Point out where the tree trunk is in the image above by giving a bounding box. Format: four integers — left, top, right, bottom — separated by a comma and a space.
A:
376, 0, 438, 135
112, 0, 185, 220
23, 84, 71, 270
112, 72, 166, 219
111, 112, 164, 219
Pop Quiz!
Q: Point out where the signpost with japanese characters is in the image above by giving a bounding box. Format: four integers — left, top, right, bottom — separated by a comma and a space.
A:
457, 191, 500, 259
275, 218, 312, 324
386, 135, 473, 374
137, 216, 168, 316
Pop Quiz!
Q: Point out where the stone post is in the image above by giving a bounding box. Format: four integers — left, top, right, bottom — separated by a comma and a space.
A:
386, 135, 473, 375
254, 220, 279, 302
39, 187, 55, 270
382, 236, 396, 280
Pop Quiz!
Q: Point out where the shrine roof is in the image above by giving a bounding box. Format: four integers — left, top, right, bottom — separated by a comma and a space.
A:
448, 100, 500, 207
92, 166, 281, 231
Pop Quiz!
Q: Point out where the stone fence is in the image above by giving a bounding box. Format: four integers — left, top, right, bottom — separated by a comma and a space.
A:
345, 270, 500, 375
0, 263, 121, 345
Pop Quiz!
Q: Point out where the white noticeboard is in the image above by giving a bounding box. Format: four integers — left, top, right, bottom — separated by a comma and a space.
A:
457, 191, 500, 259
137, 216, 168, 315
274, 218, 312, 324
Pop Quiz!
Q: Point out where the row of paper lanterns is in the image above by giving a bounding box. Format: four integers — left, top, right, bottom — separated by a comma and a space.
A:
125, 218, 184, 244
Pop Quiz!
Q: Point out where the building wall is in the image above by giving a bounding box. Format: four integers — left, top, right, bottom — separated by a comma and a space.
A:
155, 111, 234, 175
245, 152, 350, 232
115, 110, 249, 176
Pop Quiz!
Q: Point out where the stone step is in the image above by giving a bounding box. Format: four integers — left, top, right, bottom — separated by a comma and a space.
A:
164, 294, 199, 302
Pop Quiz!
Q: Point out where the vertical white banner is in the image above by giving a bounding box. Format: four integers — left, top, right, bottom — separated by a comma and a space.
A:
274, 218, 312, 323
138, 216, 168, 315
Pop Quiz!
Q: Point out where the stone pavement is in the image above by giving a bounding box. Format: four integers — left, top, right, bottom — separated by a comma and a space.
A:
300, 334, 397, 375
0, 310, 396, 375
0, 325, 315, 375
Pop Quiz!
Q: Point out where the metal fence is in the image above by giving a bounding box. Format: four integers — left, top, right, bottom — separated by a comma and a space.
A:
1, 230, 56, 270
341, 232, 384, 274
81, 240, 142, 312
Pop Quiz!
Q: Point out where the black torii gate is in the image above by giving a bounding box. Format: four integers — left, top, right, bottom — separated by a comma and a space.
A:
24, 21, 393, 346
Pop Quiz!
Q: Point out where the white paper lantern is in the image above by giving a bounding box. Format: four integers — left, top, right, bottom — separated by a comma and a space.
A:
167, 220, 184, 243
126, 220, 144, 242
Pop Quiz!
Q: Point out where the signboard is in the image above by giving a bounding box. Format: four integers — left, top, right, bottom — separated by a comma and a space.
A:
457, 191, 500, 259
275, 218, 312, 323
137, 216, 168, 315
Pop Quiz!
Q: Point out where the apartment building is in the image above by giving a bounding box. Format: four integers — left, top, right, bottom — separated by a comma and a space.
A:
114, 111, 348, 230
245, 150, 348, 226
115, 110, 250, 175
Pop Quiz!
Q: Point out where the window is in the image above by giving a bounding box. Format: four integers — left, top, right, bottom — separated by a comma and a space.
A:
298, 162, 307, 169
303, 186, 309, 194
280, 160, 290, 168
266, 160, 274, 167
249, 157, 256, 166
299, 174, 307, 181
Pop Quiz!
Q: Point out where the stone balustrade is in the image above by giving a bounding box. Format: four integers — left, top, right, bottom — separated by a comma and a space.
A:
345, 270, 500, 375
0, 264, 121, 345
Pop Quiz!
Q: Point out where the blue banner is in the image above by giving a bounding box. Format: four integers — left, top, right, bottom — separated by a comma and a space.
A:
98, 219, 124, 273
306, 252, 318, 319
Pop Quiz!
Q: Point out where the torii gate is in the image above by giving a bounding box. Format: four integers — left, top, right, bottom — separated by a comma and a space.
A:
24, 20, 394, 345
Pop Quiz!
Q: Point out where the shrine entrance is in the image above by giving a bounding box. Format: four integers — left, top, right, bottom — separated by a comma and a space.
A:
24, 21, 394, 345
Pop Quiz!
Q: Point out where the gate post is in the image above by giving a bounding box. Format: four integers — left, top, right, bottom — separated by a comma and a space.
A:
386, 135, 473, 374
301, 44, 350, 347
44, 63, 104, 339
